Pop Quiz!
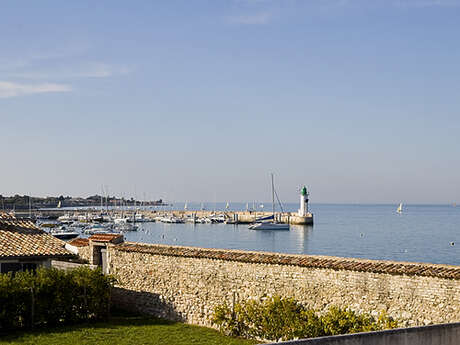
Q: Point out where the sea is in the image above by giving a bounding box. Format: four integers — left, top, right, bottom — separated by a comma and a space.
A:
121, 203, 460, 266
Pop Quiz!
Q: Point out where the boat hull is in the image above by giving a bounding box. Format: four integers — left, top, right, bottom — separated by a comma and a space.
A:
248, 222, 290, 230
52, 232, 80, 240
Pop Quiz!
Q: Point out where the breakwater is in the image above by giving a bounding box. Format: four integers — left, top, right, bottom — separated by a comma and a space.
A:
19, 208, 314, 225
146, 210, 314, 225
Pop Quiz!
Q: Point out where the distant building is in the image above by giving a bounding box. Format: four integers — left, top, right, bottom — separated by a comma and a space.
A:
0, 213, 74, 273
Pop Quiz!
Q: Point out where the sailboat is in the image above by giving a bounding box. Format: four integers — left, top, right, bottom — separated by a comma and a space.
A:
397, 203, 403, 214
248, 174, 290, 230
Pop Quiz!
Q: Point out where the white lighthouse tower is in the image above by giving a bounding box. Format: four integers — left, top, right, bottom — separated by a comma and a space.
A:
298, 186, 309, 217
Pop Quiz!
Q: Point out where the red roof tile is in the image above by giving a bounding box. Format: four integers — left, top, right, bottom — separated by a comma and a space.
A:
68, 238, 90, 247
89, 234, 123, 243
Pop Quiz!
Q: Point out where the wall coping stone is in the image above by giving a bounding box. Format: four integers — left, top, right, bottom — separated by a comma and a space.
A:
114, 242, 460, 279
266, 322, 460, 345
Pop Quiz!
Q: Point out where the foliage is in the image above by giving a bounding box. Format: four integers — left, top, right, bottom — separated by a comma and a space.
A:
0, 194, 165, 209
0, 267, 116, 330
322, 306, 376, 335
212, 295, 398, 341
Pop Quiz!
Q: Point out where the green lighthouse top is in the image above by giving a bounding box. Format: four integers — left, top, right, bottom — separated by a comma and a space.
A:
301, 186, 307, 196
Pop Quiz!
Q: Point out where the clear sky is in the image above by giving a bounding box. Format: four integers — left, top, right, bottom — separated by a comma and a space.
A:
1, 0, 460, 204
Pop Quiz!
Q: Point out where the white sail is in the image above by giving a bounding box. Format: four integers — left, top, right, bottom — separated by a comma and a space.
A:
397, 203, 403, 213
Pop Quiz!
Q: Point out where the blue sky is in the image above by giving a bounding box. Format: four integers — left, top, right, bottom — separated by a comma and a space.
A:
1, 0, 460, 203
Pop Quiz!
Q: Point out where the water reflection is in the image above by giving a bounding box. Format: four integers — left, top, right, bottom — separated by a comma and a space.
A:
125, 222, 315, 256
289, 224, 313, 253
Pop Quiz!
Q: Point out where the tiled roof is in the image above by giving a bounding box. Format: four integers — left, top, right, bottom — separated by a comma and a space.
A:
0, 213, 16, 220
68, 238, 90, 247
0, 213, 73, 259
116, 242, 460, 280
89, 234, 124, 243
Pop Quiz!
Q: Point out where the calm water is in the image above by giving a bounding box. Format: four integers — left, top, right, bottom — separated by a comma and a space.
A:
122, 203, 460, 266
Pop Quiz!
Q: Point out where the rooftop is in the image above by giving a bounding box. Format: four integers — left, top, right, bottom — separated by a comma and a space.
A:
89, 233, 124, 244
68, 238, 90, 247
0, 213, 73, 260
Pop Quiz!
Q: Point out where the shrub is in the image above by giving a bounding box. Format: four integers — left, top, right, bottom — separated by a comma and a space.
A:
0, 267, 116, 330
321, 306, 375, 335
212, 295, 398, 341
213, 296, 323, 341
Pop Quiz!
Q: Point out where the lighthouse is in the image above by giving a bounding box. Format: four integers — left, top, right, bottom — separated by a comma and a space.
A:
298, 186, 309, 216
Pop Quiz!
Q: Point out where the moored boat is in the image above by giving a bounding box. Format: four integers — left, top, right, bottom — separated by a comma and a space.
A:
50, 226, 79, 240
248, 222, 290, 230
248, 173, 290, 231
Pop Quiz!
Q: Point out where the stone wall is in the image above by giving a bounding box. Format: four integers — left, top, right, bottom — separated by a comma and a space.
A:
51, 260, 87, 271
107, 242, 460, 328
66, 238, 91, 262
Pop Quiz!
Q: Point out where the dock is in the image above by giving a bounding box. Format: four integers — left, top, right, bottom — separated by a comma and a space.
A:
15, 209, 314, 225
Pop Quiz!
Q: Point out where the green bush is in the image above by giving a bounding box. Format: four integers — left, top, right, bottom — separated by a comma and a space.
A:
0, 267, 116, 330
212, 295, 398, 341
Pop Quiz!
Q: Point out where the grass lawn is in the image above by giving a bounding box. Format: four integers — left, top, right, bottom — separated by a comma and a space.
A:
0, 316, 259, 345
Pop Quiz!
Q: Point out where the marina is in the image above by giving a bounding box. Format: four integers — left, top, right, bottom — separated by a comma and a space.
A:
5, 183, 459, 267
22, 202, 460, 266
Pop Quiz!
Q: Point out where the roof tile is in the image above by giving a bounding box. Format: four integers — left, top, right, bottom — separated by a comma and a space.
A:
89, 234, 123, 243
0, 213, 73, 259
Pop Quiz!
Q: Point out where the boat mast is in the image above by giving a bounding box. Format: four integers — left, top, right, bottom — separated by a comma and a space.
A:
271, 173, 275, 218
100, 186, 103, 213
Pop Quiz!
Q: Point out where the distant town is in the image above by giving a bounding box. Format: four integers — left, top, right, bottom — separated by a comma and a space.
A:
0, 194, 169, 210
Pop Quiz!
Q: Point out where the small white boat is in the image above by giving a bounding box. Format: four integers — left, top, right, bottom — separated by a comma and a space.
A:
86, 229, 114, 235
83, 223, 113, 235
248, 222, 290, 230
132, 213, 150, 222
209, 214, 226, 223
397, 203, 403, 213
57, 214, 75, 224
50, 226, 80, 240
161, 215, 184, 223
114, 217, 129, 224
154, 216, 164, 222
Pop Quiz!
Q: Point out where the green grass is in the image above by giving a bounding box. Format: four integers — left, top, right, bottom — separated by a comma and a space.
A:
0, 316, 259, 345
